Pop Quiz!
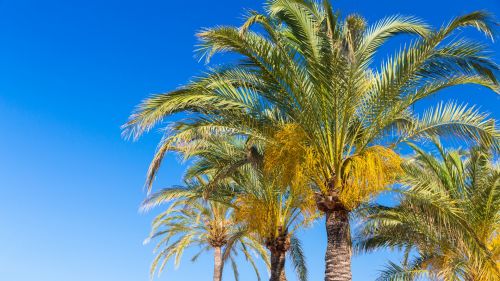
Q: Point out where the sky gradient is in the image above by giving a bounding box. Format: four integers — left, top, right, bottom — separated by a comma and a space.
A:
0, 0, 499, 280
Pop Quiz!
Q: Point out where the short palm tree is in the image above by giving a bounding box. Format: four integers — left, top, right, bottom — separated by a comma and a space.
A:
141, 182, 267, 281
124, 1, 499, 280
233, 166, 316, 281
357, 140, 500, 280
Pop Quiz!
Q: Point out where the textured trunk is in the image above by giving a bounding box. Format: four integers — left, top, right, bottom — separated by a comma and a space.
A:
270, 250, 287, 281
213, 246, 223, 281
324, 209, 352, 281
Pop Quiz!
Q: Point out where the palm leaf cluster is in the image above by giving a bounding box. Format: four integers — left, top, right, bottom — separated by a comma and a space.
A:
142, 180, 268, 281
357, 141, 500, 280
123, 1, 499, 280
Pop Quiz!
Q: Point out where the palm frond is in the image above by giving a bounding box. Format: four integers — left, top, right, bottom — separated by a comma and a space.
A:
289, 235, 308, 281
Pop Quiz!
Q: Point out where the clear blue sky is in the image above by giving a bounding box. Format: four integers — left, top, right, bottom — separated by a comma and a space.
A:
0, 1, 498, 280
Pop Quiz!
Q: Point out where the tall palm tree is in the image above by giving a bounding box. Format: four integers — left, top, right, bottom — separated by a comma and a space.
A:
124, 1, 499, 280
141, 182, 268, 281
357, 140, 500, 281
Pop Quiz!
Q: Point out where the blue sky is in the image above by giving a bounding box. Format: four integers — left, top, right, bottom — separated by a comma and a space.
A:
0, 0, 498, 280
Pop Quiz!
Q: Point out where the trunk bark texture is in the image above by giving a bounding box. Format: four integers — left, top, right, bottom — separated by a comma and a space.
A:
324, 209, 352, 281
267, 228, 289, 281
270, 250, 287, 281
213, 246, 224, 281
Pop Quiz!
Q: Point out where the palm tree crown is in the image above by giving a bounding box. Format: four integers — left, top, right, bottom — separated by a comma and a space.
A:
142, 182, 267, 281
358, 140, 500, 280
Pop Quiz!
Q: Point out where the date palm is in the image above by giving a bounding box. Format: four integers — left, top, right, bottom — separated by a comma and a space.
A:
141, 181, 267, 281
357, 140, 500, 280
124, 1, 499, 280
233, 163, 316, 281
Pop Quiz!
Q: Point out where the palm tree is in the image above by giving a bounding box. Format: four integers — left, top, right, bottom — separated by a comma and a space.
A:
141, 182, 267, 281
232, 165, 316, 281
124, 1, 499, 280
357, 140, 500, 280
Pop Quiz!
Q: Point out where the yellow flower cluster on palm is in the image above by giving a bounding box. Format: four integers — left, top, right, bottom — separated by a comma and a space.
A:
234, 179, 316, 242
339, 146, 402, 210
489, 234, 500, 272
264, 124, 321, 194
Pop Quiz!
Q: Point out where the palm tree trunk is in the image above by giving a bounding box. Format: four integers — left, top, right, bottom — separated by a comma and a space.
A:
324, 209, 352, 281
270, 250, 287, 281
213, 246, 224, 281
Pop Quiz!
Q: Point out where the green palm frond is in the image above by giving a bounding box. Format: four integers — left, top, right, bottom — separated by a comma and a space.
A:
358, 140, 500, 280
230, 256, 240, 281
376, 260, 429, 281
289, 235, 308, 281
398, 102, 499, 151
356, 15, 430, 68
